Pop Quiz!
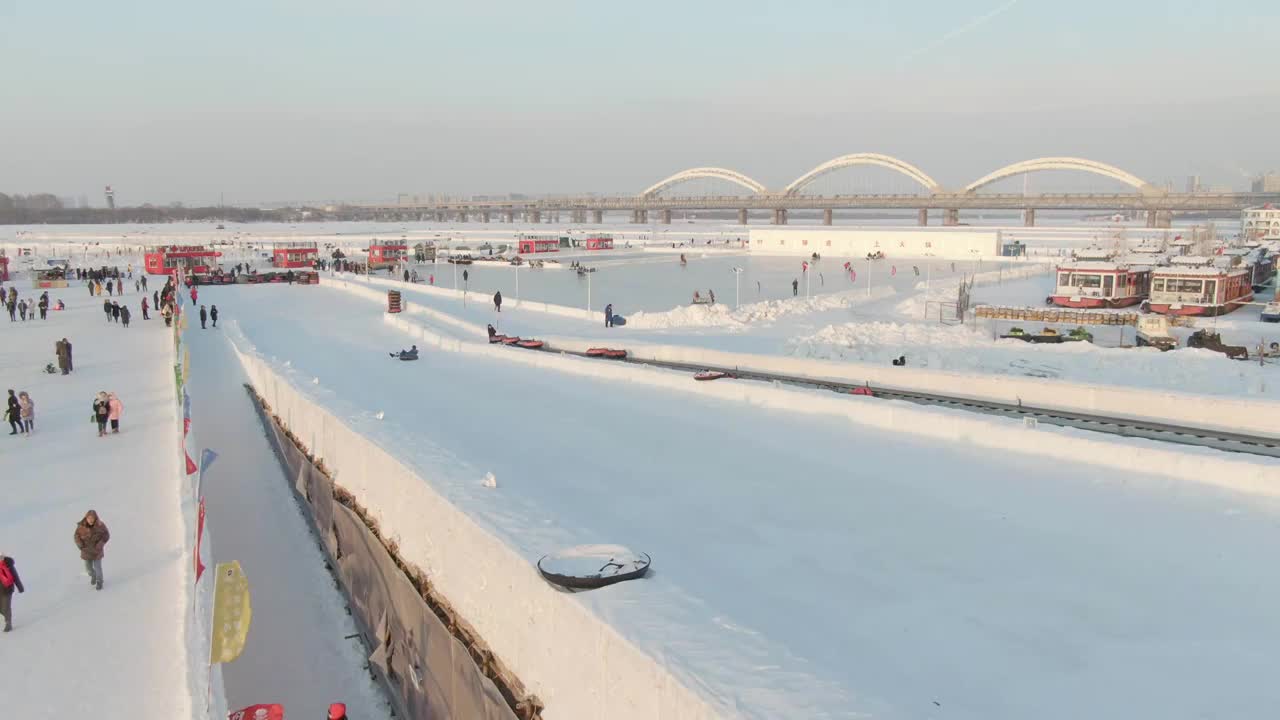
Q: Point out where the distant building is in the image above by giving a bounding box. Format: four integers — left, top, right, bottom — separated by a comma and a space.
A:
1242, 205, 1280, 241
1185, 175, 1201, 193
1253, 173, 1280, 193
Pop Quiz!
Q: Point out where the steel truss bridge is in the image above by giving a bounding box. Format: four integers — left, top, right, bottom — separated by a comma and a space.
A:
356, 155, 1280, 228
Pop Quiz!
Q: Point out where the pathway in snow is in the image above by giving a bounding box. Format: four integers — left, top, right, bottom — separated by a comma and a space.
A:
0, 286, 189, 717
220, 284, 1280, 720
183, 323, 391, 718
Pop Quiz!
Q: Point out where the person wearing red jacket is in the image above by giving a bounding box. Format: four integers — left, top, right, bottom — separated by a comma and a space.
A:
0, 552, 27, 632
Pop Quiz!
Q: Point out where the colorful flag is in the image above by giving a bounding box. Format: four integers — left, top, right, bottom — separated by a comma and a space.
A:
210, 561, 252, 664
186, 450, 198, 475
195, 497, 206, 584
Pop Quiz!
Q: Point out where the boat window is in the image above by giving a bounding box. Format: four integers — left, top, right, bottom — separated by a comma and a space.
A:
1103, 275, 1114, 296
1070, 273, 1102, 288
1203, 279, 1216, 299
1058, 273, 1070, 286
1170, 278, 1203, 294
1152, 278, 1165, 291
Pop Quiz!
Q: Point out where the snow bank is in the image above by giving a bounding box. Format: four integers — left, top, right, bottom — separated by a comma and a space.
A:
230, 343, 722, 720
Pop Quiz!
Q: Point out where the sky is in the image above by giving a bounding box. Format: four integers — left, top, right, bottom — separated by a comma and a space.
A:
2, 0, 1278, 205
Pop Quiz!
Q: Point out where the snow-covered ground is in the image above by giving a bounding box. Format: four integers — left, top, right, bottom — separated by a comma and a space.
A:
0, 282, 191, 717
214, 283, 1280, 720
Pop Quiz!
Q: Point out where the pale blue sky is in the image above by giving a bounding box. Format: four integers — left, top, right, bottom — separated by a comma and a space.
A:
2, 0, 1277, 204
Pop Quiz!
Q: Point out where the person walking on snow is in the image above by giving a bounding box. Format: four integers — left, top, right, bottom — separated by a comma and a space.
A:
152, 290, 159, 308
141, 275, 148, 291
0, 551, 26, 632
111, 301, 120, 323
103, 298, 112, 321
493, 291, 502, 313
210, 305, 219, 328
141, 297, 150, 320
120, 304, 131, 328
6, 390, 21, 435
63, 338, 73, 372
74, 510, 110, 591
92, 392, 110, 437
199, 305, 207, 329
605, 303, 614, 328
38, 293, 48, 320
115, 278, 123, 295
190, 286, 198, 304
17, 391, 33, 434
18, 299, 27, 321
106, 281, 113, 297
107, 393, 123, 434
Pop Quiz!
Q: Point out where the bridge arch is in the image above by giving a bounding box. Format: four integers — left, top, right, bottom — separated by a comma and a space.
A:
964, 157, 1153, 193
784, 153, 941, 195
641, 167, 768, 198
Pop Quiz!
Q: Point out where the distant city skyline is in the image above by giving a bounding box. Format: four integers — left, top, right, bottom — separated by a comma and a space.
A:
2, 0, 1277, 206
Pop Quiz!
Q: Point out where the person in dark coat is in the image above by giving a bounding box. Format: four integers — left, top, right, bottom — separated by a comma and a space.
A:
493, 291, 502, 312
56, 339, 69, 375
38, 293, 48, 320
403, 269, 410, 282
120, 305, 131, 328
141, 275, 148, 290
152, 290, 159, 308
17, 299, 27, 321
111, 301, 120, 322
103, 298, 113, 321
141, 297, 150, 320
792, 278, 799, 296
0, 552, 26, 632
6, 390, 21, 435
92, 392, 110, 437
199, 305, 207, 329
210, 305, 219, 328
605, 303, 614, 328
74, 510, 110, 591
63, 338, 73, 372
115, 278, 123, 295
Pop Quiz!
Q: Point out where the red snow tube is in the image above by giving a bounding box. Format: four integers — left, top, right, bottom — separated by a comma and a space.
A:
490, 334, 507, 344
502, 336, 521, 345
517, 339, 544, 349
586, 347, 607, 357
587, 348, 628, 359
850, 386, 874, 396
694, 370, 731, 381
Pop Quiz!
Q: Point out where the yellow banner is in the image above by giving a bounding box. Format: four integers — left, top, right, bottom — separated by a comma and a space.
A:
210, 561, 252, 664
181, 312, 188, 331
182, 348, 190, 383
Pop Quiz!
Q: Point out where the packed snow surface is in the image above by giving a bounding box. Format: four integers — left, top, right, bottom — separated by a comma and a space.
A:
212, 283, 1280, 720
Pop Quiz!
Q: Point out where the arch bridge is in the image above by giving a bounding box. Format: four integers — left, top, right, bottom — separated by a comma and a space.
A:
359, 154, 1278, 228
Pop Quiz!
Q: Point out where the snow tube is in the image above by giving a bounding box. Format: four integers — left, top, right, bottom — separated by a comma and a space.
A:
537, 546, 651, 591
586, 348, 607, 357
489, 335, 507, 344
849, 386, 874, 396
502, 336, 521, 345
516, 340, 544, 349
604, 349, 627, 359
694, 370, 731, 381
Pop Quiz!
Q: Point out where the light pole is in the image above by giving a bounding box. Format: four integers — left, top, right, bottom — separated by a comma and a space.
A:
586, 271, 592, 317
731, 266, 743, 309
867, 257, 872, 298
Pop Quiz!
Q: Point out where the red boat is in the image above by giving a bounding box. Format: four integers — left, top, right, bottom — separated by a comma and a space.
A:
516, 340, 544, 349
1147, 258, 1254, 316
1050, 262, 1151, 308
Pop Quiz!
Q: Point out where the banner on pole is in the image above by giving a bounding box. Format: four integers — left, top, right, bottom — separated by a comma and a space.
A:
195, 497, 206, 584
210, 561, 252, 664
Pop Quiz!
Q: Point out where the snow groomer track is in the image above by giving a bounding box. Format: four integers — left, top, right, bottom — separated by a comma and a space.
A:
549, 348, 1280, 459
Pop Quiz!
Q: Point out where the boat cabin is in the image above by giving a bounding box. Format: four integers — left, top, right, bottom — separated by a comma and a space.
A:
1148, 256, 1254, 316
367, 241, 408, 269
270, 241, 318, 269
1050, 262, 1151, 308
584, 235, 615, 251
144, 245, 221, 276
517, 235, 561, 254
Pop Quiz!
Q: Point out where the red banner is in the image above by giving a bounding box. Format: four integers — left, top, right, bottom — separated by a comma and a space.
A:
229, 705, 284, 720
195, 497, 206, 584
186, 450, 198, 475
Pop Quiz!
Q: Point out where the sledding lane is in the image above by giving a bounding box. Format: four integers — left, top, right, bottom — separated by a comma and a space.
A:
214, 283, 1280, 720
182, 317, 391, 718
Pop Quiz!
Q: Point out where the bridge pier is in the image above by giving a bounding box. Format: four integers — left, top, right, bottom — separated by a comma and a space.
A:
822, 208, 833, 226
1023, 208, 1035, 227
592, 210, 603, 224
530, 210, 542, 224
737, 208, 748, 225
943, 209, 959, 226
917, 208, 928, 226
773, 208, 788, 225
435, 211, 446, 223
482, 211, 491, 223
630, 209, 648, 224
660, 209, 672, 224
503, 210, 514, 223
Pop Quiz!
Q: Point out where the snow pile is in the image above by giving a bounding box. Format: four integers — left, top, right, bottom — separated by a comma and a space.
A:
625, 286, 896, 330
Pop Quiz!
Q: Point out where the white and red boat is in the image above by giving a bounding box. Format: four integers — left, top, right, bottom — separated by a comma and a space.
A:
1050, 262, 1152, 308
1147, 256, 1254, 316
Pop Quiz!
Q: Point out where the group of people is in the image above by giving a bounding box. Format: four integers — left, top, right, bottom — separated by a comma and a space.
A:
5, 389, 34, 435
102, 298, 133, 327
92, 391, 124, 437
0, 509, 111, 632
5, 287, 52, 321
199, 304, 219, 329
